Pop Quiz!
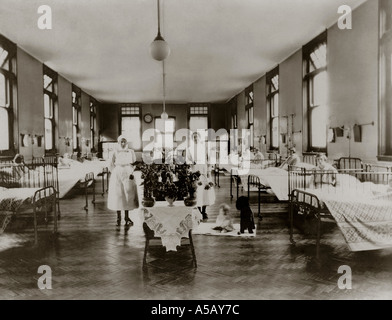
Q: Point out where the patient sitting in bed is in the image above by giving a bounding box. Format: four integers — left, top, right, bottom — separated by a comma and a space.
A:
253, 148, 264, 164
279, 147, 300, 170
58, 153, 72, 168
313, 154, 338, 187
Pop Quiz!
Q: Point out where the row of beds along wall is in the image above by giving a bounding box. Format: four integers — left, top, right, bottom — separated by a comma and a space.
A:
3, 150, 392, 259
214, 152, 392, 261
0, 153, 111, 244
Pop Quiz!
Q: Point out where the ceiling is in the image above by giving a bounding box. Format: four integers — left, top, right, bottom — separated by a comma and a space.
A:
0, 0, 367, 104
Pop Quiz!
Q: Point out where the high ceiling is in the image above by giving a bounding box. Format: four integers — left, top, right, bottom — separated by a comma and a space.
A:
0, 0, 367, 104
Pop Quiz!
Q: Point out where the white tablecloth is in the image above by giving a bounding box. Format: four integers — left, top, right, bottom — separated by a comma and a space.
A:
141, 202, 202, 251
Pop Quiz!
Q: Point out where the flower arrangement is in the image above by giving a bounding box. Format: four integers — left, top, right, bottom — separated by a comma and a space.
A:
140, 163, 202, 202
162, 181, 178, 200
175, 164, 201, 199
140, 163, 160, 199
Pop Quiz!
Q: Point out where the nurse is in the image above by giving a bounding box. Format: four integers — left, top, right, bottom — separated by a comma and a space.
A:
107, 135, 139, 227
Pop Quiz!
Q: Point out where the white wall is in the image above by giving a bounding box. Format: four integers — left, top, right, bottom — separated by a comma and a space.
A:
327, 0, 379, 162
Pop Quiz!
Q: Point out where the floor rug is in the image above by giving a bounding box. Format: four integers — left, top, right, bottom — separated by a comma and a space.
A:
192, 223, 256, 237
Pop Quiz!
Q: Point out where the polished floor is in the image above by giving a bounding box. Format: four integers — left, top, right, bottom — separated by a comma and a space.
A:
1, 174, 392, 300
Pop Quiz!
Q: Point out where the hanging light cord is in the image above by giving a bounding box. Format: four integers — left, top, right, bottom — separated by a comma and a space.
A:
157, 0, 162, 37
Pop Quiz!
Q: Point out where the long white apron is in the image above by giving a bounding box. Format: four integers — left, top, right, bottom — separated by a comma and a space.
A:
107, 149, 139, 211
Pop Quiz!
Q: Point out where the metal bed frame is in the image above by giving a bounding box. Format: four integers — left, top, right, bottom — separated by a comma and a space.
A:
244, 153, 319, 217
230, 152, 280, 199
32, 155, 61, 216
83, 172, 96, 211
288, 169, 392, 261
335, 157, 365, 172
0, 157, 58, 244
247, 157, 392, 221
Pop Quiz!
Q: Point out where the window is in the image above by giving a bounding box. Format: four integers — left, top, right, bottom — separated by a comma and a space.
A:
0, 34, 16, 154
379, 0, 392, 158
303, 31, 327, 152
72, 85, 81, 152
189, 104, 209, 132
120, 104, 142, 150
245, 85, 254, 147
155, 117, 175, 150
189, 116, 208, 132
230, 98, 237, 129
267, 67, 279, 150
90, 98, 97, 152
43, 65, 57, 153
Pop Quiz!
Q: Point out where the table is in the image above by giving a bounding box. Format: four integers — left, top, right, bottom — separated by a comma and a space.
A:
141, 202, 202, 252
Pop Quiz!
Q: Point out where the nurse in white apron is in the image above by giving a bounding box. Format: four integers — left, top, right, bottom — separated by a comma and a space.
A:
186, 132, 215, 221
107, 135, 139, 227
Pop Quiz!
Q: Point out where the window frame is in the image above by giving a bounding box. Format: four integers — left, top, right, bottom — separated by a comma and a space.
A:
89, 98, 97, 152
303, 31, 328, 153
43, 65, 58, 155
119, 104, 142, 151
0, 34, 17, 156
230, 98, 237, 130
188, 103, 210, 131
266, 67, 279, 151
378, 0, 392, 160
72, 85, 82, 153
245, 85, 254, 148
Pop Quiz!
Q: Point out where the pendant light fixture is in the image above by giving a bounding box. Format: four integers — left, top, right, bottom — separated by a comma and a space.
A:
150, 0, 170, 61
150, 0, 170, 120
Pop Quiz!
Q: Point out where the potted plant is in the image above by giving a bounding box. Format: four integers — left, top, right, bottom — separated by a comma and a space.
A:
162, 181, 179, 206
175, 164, 201, 206
140, 163, 159, 207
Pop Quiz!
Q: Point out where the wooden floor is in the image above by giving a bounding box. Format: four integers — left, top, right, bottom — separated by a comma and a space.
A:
1, 174, 392, 300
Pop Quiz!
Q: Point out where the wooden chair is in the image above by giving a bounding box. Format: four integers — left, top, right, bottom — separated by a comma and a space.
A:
142, 222, 197, 270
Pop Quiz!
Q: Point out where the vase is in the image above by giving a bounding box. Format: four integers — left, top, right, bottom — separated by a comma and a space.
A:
184, 196, 197, 207
165, 196, 176, 206
142, 197, 155, 207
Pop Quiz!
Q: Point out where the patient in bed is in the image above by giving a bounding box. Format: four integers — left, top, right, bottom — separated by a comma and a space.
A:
253, 148, 264, 164
58, 153, 72, 168
279, 147, 300, 170
313, 154, 338, 188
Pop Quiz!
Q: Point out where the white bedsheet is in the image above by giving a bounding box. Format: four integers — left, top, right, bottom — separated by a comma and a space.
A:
58, 159, 109, 198
239, 167, 293, 201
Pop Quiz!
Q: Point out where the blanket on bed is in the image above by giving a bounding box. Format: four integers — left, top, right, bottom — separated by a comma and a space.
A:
296, 178, 392, 252
320, 191, 392, 252
0, 188, 40, 234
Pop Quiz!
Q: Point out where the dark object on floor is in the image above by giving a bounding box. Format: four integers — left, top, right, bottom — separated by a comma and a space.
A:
125, 218, 133, 227
236, 196, 256, 234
